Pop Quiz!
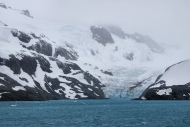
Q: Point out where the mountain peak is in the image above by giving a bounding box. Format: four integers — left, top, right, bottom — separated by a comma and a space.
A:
0, 3, 7, 9
0, 3, 33, 18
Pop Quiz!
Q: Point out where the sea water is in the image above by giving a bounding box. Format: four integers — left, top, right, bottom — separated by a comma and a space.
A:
0, 100, 190, 127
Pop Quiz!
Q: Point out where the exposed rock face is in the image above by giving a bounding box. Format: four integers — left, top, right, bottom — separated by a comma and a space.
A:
104, 25, 126, 39
18, 31, 32, 43
0, 52, 106, 100
91, 50, 95, 56
0, 3, 33, 18
126, 32, 164, 53
30, 33, 41, 39
0, 72, 60, 101
59, 75, 105, 99
123, 52, 134, 60
11, 29, 32, 43
20, 55, 37, 75
129, 76, 154, 91
5, 55, 21, 74
34, 54, 52, 73
90, 26, 114, 46
21, 10, 33, 18
44, 75, 66, 99
29, 40, 52, 56
137, 60, 190, 100
1, 28, 106, 100
11, 29, 18, 37
0, 3, 7, 9
2, 4, 169, 101
54, 58, 81, 74
19, 77, 28, 83
0, 55, 38, 76
101, 70, 113, 76
138, 83, 190, 100
54, 46, 78, 60
0, 21, 7, 26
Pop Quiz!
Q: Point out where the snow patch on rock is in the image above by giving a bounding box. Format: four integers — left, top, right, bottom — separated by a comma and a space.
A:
156, 88, 172, 95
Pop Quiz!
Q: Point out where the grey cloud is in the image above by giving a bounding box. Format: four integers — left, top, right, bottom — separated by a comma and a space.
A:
1, 0, 190, 46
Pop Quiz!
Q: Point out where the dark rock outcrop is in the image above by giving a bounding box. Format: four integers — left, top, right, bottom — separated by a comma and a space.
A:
137, 60, 190, 100
129, 77, 153, 91
101, 70, 113, 76
105, 25, 126, 39
0, 21, 7, 26
11, 29, 32, 43
11, 29, 18, 37
1, 54, 39, 76
19, 77, 29, 83
53, 58, 81, 74
18, 31, 32, 43
123, 52, 134, 61
0, 55, 21, 74
138, 83, 190, 100
90, 26, 114, 46
0, 26, 108, 100
20, 55, 37, 75
59, 75, 105, 99
44, 75, 66, 99
91, 50, 95, 56
0, 58, 106, 100
34, 54, 52, 73
30, 33, 41, 39
29, 40, 52, 56
54, 46, 78, 60
5, 55, 21, 74
49, 58, 105, 99
0, 3, 7, 9
0, 55, 106, 101
21, 10, 33, 18
0, 72, 59, 101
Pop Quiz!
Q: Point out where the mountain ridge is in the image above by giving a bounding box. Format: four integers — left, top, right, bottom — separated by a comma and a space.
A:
0, 3, 179, 100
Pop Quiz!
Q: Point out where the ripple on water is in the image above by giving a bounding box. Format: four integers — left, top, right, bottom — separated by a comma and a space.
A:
0, 100, 190, 127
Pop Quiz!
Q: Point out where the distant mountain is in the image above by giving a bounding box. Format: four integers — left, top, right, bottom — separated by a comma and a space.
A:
0, 3, 168, 100
104, 25, 126, 39
104, 25, 164, 53
137, 59, 190, 100
125, 32, 164, 53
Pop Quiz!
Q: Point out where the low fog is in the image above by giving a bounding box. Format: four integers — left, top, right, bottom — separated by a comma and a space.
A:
1, 0, 190, 47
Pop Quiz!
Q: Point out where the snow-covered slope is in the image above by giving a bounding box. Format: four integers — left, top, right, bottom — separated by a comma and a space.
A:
0, 3, 185, 100
138, 59, 190, 100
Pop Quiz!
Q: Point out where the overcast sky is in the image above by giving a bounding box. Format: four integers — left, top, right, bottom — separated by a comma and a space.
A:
1, 0, 190, 46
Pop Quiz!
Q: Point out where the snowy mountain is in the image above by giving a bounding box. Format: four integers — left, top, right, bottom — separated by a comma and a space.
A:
0, 3, 182, 100
138, 59, 190, 100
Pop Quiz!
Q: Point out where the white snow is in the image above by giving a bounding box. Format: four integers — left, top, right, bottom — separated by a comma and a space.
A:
0, 92, 10, 98
12, 86, 26, 91
0, 3, 189, 99
156, 88, 172, 95
88, 88, 93, 91
59, 78, 71, 83
60, 83, 77, 99
54, 89, 63, 94
94, 93, 100, 96
0, 77, 5, 81
156, 60, 190, 86
74, 85, 81, 89
150, 82, 164, 88
0, 83, 4, 86
77, 93, 88, 98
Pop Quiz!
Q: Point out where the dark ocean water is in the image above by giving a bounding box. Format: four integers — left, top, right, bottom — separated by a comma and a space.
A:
0, 100, 190, 127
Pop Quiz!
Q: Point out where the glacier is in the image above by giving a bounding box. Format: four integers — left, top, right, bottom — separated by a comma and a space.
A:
0, 3, 188, 100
